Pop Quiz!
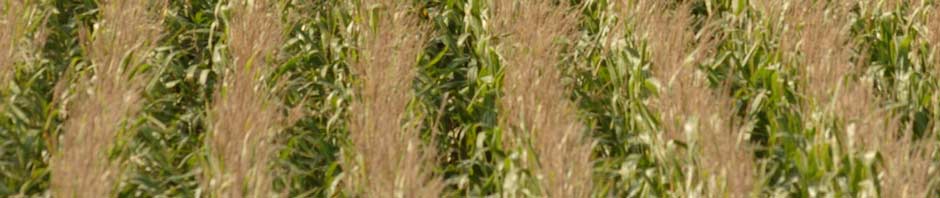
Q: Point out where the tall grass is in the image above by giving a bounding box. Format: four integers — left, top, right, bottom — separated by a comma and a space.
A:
344, 0, 442, 197
696, 97, 757, 198
635, 0, 698, 148
786, 0, 854, 103
878, 122, 934, 197
0, 1, 18, 80
1, 0, 46, 83
51, 0, 161, 196
207, 0, 283, 197
493, 0, 592, 197
636, 2, 759, 196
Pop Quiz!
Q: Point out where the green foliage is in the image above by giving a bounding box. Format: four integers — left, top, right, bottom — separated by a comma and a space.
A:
569, 1, 676, 196
413, 0, 511, 196
116, 0, 224, 196
850, 1, 939, 138
271, 1, 355, 196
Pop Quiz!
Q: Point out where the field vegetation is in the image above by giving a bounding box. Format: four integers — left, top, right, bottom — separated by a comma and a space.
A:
1, 0, 939, 197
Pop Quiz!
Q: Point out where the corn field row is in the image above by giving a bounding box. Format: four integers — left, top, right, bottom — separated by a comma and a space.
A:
2, 0, 940, 197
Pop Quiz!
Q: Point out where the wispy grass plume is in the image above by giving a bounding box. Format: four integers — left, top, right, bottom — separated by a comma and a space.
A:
493, 0, 591, 196
0, 0, 32, 82
786, 0, 854, 104
690, 84, 755, 197
208, 0, 283, 197
841, 77, 934, 197
0, 1, 16, 78
635, 2, 757, 196
51, 0, 161, 197
637, 1, 698, 142
344, 0, 441, 197
878, 125, 934, 198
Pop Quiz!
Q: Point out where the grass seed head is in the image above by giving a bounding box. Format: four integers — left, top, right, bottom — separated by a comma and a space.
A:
0, 0, 33, 83
494, 0, 591, 197
0, 1, 16, 77
346, 1, 442, 197
786, 0, 855, 104
209, 0, 283, 197
52, 0, 162, 197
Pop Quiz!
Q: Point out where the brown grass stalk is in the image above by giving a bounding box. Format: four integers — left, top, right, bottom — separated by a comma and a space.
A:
51, 0, 161, 197
208, 0, 283, 197
344, 1, 442, 197
0, 0, 27, 82
493, 1, 591, 197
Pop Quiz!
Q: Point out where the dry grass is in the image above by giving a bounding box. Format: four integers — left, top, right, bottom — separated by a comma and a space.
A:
839, 79, 880, 150
1, 0, 23, 82
51, 0, 161, 197
646, 2, 695, 84
0, 1, 14, 76
831, 36, 934, 198
843, 79, 933, 198
493, 0, 591, 197
635, 1, 698, 142
344, 1, 442, 197
878, 126, 934, 198
695, 90, 755, 198
208, 0, 283, 197
632, 2, 756, 197
785, 1, 854, 104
